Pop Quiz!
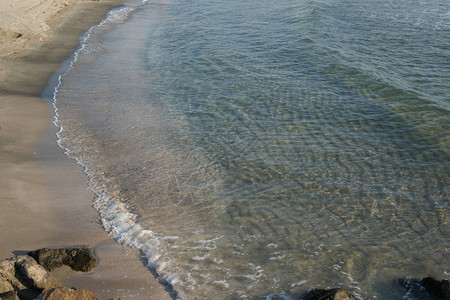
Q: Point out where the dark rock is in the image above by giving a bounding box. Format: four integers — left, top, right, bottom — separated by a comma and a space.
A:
27, 249, 64, 272
28, 246, 96, 272
301, 288, 357, 300
422, 277, 450, 300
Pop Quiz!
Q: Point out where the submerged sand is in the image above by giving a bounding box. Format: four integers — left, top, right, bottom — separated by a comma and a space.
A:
0, 1, 171, 299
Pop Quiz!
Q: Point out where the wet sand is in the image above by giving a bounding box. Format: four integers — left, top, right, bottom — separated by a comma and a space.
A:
0, 1, 171, 299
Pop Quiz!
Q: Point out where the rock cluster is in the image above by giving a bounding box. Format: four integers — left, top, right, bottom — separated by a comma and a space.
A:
0, 246, 116, 300
0, 255, 62, 299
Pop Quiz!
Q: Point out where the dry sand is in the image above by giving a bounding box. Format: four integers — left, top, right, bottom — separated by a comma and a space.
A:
0, 1, 172, 299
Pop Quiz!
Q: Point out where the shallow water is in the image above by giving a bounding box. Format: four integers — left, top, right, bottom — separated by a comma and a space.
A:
54, 0, 449, 298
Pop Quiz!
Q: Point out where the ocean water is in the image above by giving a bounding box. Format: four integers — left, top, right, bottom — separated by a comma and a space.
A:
53, 0, 449, 299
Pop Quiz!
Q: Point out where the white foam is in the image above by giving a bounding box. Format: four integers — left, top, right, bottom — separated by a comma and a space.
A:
213, 258, 224, 264
340, 271, 361, 291
290, 280, 309, 288
263, 291, 294, 300
242, 264, 265, 280
212, 280, 230, 288
192, 254, 210, 261
269, 251, 286, 260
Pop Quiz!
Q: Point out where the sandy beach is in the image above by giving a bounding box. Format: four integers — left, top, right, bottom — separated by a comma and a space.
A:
0, 1, 171, 299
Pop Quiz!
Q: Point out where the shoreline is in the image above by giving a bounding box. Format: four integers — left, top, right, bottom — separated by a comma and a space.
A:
0, 1, 171, 299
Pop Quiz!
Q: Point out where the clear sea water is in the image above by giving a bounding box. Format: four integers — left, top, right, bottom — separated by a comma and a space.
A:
53, 0, 449, 299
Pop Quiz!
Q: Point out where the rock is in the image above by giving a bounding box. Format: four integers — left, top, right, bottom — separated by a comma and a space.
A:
0, 278, 14, 294
0, 259, 22, 293
398, 277, 450, 300
14, 256, 62, 291
28, 246, 96, 272
398, 277, 424, 298
27, 249, 65, 272
0, 259, 26, 298
0, 291, 20, 300
421, 277, 450, 300
38, 287, 101, 300
0, 255, 62, 300
36, 288, 124, 300
301, 288, 357, 300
